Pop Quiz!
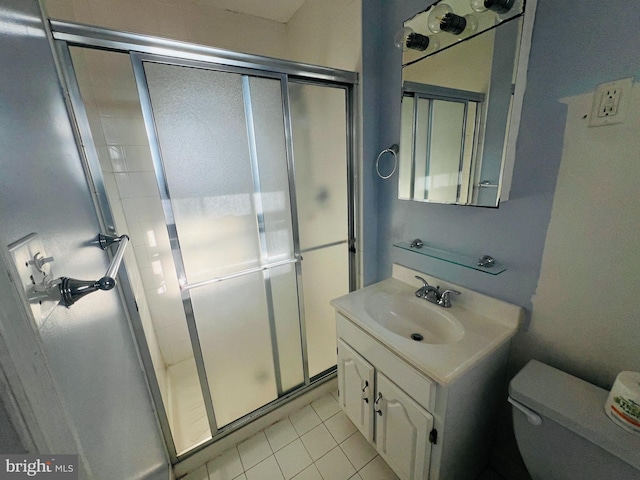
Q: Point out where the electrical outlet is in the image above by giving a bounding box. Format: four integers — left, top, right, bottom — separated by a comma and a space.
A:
589, 77, 633, 127
598, 86, 621, 117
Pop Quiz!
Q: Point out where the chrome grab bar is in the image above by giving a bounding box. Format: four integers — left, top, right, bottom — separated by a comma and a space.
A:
102, 234, 129, 280
57, 233, 129, 307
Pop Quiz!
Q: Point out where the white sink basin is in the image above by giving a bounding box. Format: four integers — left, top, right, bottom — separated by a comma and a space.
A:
331, 265, 524, 384
364, 290, 464, 344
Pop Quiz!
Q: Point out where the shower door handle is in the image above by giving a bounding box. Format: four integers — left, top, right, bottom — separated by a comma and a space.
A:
56, 233, 130, 307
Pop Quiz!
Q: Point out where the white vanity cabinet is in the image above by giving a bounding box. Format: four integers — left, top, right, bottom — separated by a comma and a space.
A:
335, 310, 514, 480
337, 339, 434, 479
332, 266, 522, 480
337, 339, 374, 441
375, 372, 433, 480
337, 314, 436, 480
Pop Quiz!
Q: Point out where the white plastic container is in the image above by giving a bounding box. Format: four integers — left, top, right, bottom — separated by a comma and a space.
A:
605, 371, 640, 435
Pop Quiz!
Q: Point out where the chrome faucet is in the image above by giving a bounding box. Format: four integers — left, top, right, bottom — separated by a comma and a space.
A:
414, 276, 461, 308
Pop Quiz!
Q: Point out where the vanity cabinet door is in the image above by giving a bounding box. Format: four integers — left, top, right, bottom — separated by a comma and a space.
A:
337, 339, 375, 441
375, 372, 433, 480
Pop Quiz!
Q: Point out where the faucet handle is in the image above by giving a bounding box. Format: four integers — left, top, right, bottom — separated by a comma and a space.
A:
414, 275, 430, 287
439, 289, 461, 308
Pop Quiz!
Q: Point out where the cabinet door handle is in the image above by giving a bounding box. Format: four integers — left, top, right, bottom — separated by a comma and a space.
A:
374, 392, 383, 416
362, 380, 369, 403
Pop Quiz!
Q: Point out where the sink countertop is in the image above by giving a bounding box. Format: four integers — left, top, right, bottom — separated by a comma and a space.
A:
331, 266, 523, 385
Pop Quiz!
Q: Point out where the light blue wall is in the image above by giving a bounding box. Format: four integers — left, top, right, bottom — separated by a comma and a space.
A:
363, 0, 640, 313
364, 5, 640, 474
361, 1, 383, 285
0, 1, 168, 477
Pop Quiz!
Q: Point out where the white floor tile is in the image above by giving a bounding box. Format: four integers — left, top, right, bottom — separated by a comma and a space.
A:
357, 456, 399, 480
324, 411, 357, 443
289, 405, 322, 436
291, 464, 323, 480
207, 447, 244, 480
265, 418, 299, 452
340, 431, 377, 470
237, 431, 273, 470
274, 439, 313, 479
314, 445, 356, 480
245, 456, 284, 480
178, 391, 409, 480
300, 424, 337, 461
310, 393, 341, 421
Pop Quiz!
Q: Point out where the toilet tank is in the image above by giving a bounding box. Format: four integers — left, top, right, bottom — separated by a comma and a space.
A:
509, 360, 640, 480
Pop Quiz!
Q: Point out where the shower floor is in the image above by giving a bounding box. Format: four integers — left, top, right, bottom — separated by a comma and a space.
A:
167, 359, 211, 454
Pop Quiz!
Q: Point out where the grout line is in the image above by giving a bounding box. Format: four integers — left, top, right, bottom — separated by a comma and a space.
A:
206, 393, 381, 480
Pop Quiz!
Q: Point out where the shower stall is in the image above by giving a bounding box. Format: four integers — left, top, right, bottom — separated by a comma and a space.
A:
51, 22, 357, 460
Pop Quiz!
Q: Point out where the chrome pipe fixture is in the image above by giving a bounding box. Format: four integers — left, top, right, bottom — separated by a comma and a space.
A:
57, 233, 130, 307
414, 275, 461, 308
476, 254, 495, 268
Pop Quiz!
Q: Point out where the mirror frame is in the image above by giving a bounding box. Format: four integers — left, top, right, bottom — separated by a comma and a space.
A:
398, 0, 538, 206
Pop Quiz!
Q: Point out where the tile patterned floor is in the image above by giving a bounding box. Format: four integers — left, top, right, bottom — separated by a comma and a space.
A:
183, 391, 399, 480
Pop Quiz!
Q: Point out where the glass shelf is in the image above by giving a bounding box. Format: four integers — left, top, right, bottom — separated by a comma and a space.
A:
394, 241, 506, 275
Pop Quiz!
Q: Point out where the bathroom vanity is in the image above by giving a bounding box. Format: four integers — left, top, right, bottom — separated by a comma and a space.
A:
331, 265, 523, 480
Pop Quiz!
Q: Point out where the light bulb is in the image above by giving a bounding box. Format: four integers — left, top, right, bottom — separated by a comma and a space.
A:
428, 3, 478, 37
470, 0, 488, 12
482, 0, 516, 14
394, 27, 440, 52
427, 4, 452, 34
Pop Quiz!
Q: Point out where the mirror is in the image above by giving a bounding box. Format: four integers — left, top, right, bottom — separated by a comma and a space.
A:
397, 0, 535, 206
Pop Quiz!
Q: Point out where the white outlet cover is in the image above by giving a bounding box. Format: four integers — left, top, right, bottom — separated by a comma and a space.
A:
589, 77, 634, 127
8, 233, 59, 328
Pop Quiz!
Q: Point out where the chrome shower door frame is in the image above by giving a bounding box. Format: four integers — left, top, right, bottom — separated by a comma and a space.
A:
50, 20, 358, 463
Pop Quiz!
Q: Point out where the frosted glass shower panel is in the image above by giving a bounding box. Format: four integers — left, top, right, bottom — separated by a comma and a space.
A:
247, 76, 294, 262
190, 272, 278, 428
428, 100, 465, 203
398, 96, 415, 200
301, 244, 349, 377
267, 263, 304, 392
143, 62, 260, 284
414, 97, 431, 200
289, 83, 348, 251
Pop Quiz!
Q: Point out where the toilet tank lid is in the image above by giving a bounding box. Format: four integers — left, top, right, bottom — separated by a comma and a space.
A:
509, 360, 640, 471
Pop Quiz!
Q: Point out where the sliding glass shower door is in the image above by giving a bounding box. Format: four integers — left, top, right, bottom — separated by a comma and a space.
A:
58, 29, 355, 459
135, 56, 306, 430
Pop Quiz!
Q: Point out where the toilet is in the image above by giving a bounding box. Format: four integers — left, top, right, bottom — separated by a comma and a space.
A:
508, 360, 640, 480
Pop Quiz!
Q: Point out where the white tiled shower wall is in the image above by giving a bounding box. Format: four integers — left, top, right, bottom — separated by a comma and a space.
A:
71, 47, 188, 408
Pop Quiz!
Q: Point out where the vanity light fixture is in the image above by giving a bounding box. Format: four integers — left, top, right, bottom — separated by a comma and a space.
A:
394, 27, 440, 52
470, 0, 516, 14
427, 3, 478, 36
